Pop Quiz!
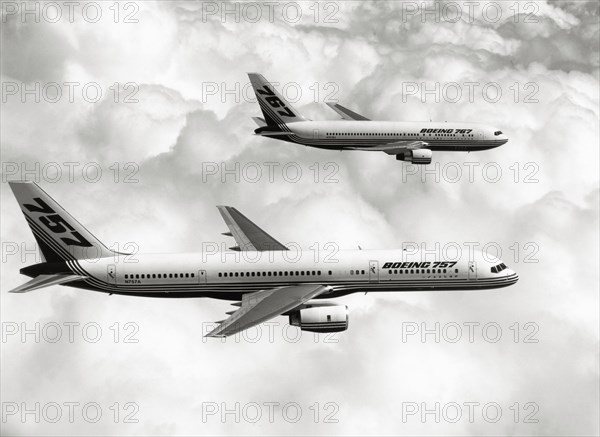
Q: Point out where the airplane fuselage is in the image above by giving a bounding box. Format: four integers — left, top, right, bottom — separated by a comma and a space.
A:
259, 121, 509, 152
22, 249, 518, 300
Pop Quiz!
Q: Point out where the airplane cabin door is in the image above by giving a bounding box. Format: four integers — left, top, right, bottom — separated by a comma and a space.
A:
198, 270, 207, 283
313, 129, 319, 139
369, 261, 379, 283
107, 264, 116, 284
468, 261, 477, 280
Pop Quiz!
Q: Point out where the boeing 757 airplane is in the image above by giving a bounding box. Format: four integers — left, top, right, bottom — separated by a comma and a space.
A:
248, 73, 508, 164
8, 181, 518, 337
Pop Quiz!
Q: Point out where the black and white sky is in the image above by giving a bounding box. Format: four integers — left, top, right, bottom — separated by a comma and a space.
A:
1, 1, 599, 435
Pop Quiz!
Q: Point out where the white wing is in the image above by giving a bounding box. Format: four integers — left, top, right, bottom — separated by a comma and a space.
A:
206, 284, 328, 337
217, 206, 288, 251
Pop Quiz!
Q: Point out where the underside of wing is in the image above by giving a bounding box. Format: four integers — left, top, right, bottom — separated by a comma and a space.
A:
9, 274, 87, 293
326, 102, 370, 121
217, 206, 288, 251
348, 140, 428, 155
206, 284, 329, 337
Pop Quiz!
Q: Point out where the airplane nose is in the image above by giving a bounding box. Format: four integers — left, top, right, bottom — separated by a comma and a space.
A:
505, 269, 519, 284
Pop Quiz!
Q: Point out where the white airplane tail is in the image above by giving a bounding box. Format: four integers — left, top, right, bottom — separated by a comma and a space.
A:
8, 181, 118, 262
248, 73, 306, 126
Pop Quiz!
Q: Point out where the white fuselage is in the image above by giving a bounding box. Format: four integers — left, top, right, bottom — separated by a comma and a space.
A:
263, 121, 508, 151
67, 249, 518, 299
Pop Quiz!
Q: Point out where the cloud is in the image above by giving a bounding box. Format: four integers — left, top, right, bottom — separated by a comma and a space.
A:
1, 1, 598, 436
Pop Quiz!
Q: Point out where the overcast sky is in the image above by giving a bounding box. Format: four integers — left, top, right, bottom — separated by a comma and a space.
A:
1, 1, 598, 436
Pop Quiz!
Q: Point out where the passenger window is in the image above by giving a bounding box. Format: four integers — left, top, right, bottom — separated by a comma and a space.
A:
152, 274, 156, 279
125, 274, 128, 279
136, 274, 139, 279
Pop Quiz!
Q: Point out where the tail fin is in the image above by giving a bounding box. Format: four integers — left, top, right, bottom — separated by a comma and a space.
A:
248, 73, 306, 126
8, 181, 117, 262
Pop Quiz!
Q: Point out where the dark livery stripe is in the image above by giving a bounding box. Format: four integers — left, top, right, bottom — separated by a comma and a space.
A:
271, 134, 503, 151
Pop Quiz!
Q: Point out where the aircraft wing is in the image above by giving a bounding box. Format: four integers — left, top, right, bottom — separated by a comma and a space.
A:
217, 206, 288, 251
348, 140, 428, 155
326, 102, 370, 121
206, 284, 329, 337
9, 274, 87, 293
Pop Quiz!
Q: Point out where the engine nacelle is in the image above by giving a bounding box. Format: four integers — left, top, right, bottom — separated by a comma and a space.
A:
396, 149, 432, 164
289, 303, 349, 333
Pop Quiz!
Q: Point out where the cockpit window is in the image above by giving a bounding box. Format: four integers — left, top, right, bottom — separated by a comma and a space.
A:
491, 263, 508, 273
494, 131, 503, 136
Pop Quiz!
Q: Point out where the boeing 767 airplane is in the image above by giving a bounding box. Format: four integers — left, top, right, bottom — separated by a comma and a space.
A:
248, 73, 508, 164
7, 181, 518, 337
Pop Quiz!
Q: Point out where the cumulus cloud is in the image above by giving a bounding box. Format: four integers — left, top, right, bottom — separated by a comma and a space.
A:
1, 1, 598, 436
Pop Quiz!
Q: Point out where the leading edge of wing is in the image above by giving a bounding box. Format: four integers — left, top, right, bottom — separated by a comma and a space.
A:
217, 206, 288, 251
325, 102, 370, 121
206, 284, 329, 337
348, 141, 428, 155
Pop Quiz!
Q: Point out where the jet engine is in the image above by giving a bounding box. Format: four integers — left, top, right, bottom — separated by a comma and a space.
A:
288, 303, 349, 333
396, 149, 433, 164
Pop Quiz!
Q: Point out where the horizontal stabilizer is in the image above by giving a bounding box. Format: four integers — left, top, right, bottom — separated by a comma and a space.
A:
254, 131, 290, 136
252, 117, 267, 127
9, 274, 86, 293
326, 102, 370, 121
